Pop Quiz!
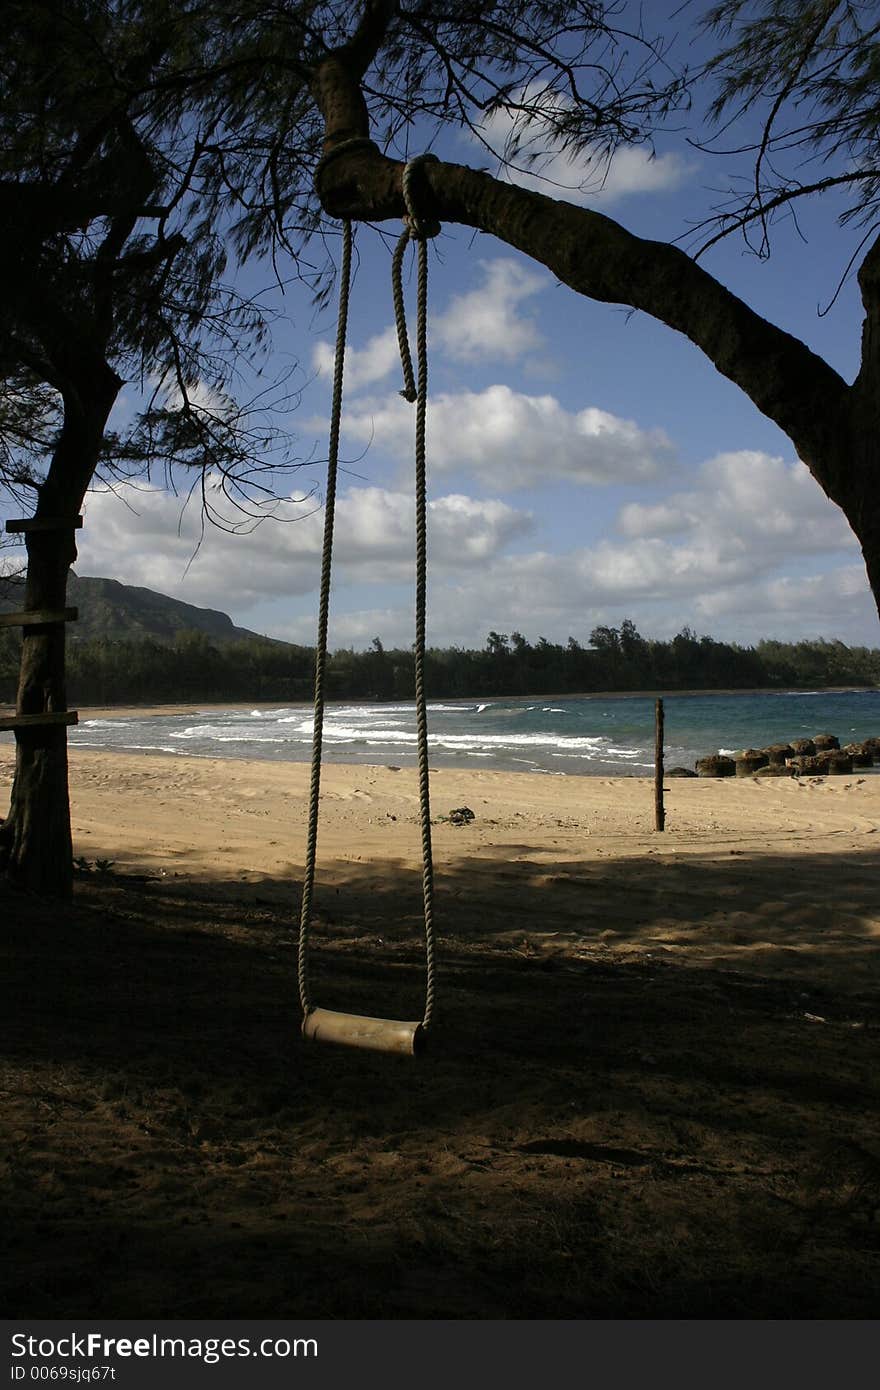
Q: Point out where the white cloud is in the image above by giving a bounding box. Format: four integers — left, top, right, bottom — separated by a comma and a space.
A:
73, 447, 876, 652
312, 258, 548, 391
694, 566, 871, 626
77, 479, 532, 612
312, 326, 401, 394
343, 384, 675, 489
323, 449, 869, 649
473, 86, 690, 207
617, 501, 689, 538
579, 535, 757, 599
416, 550, 874, 650
618, 451, 856, 556
433, 259, 547, 362
435, 450, 867, 644
273, 605, 417, 649
265, 547, 874, 652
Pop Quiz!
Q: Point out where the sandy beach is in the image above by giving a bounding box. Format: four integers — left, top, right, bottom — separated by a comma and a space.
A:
39, 746, 880, 982
3, 745, 880, 1316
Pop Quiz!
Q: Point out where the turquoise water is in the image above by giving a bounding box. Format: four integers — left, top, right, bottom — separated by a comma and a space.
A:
46, 687, 880, 776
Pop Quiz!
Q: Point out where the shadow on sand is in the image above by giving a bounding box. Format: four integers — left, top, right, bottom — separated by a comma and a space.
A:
2, 842, 879, 1317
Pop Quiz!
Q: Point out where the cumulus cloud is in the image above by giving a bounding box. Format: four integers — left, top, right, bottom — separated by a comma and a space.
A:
410, 550, 874, 650
77, 480, 532, 612
154, 375, 237, 418
617, 451, 857, 556
353, 450, 868, 648
695, 566, 871, 625
518, 449, 864, 635
578, 534, 757, 599
273, 604, 419, 649
272, 547, 872, 651
343, 383, 674, 489
73, 447, 875, 652
312, 326, 401, 394
616, 501, 689, 538
312, 258, 548, 391
472, 86, 690, 207
433, 259, 547, 362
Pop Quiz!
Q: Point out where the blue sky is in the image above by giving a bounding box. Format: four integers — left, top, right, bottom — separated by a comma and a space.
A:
68, 7, 879, 652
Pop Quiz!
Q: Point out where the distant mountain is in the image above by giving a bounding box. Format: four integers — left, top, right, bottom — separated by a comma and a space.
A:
0, 572, 282, 646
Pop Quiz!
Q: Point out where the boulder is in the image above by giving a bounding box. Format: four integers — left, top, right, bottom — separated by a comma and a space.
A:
813, 733, 840, 751
762, 742, 794, 765
790, 738, 816, 756
861, 736, 880, 758
755, 763, 794, 777
695, 755, 736, 778
787, 754, 830, 776
736, 750, 769, 776
448, 806, 476, 825
826, 753, 854, 775
843, 742, 874, 767
667, 766, 697, 778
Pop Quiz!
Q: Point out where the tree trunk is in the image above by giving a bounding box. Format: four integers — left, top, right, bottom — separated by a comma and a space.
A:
1, 366, 120, 896
2, 533, 76, 894
849, 240, 880, 617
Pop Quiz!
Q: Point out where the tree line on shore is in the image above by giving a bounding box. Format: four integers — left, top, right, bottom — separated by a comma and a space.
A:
2, 620, 878, 707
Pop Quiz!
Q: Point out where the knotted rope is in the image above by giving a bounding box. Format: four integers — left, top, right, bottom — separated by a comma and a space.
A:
298, 154, 440, 1033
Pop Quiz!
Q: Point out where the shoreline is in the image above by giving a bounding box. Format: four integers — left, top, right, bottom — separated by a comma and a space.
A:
3, 688, 879, 783
3, 683, 879, 725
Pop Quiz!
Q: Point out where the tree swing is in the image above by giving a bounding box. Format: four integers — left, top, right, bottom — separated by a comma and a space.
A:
298, 155, 440, 1056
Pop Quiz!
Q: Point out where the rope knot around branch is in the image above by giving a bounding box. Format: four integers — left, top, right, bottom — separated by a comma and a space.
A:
401, 152, 441, 241
314, 136, 378, 191
393, 154, 441, 403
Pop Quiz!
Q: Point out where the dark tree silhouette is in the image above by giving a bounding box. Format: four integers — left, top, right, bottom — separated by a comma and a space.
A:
0, 0, 296, 893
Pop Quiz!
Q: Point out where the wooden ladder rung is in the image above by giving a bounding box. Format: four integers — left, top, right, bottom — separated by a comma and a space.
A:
0, 608, 78, 627
0, 711, 78, 732
5, 516, 83, 532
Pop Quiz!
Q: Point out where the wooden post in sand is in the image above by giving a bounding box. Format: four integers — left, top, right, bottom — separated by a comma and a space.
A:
654, 698, 665, 832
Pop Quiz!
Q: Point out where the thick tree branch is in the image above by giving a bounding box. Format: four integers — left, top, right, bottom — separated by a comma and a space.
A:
316, 145, 851, 489
310, 1, 397, 153
344, 0, 398, 81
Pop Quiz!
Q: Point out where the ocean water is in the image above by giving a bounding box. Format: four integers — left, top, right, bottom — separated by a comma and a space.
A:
33, 688, 880, 776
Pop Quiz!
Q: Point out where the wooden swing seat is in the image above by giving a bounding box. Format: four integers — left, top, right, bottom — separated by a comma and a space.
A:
303, 1007, 426, 1055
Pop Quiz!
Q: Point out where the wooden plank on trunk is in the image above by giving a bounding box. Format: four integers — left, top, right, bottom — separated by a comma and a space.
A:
0, 608, 78, 627
0, 711, 78, 731
5, 516, 83, 532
